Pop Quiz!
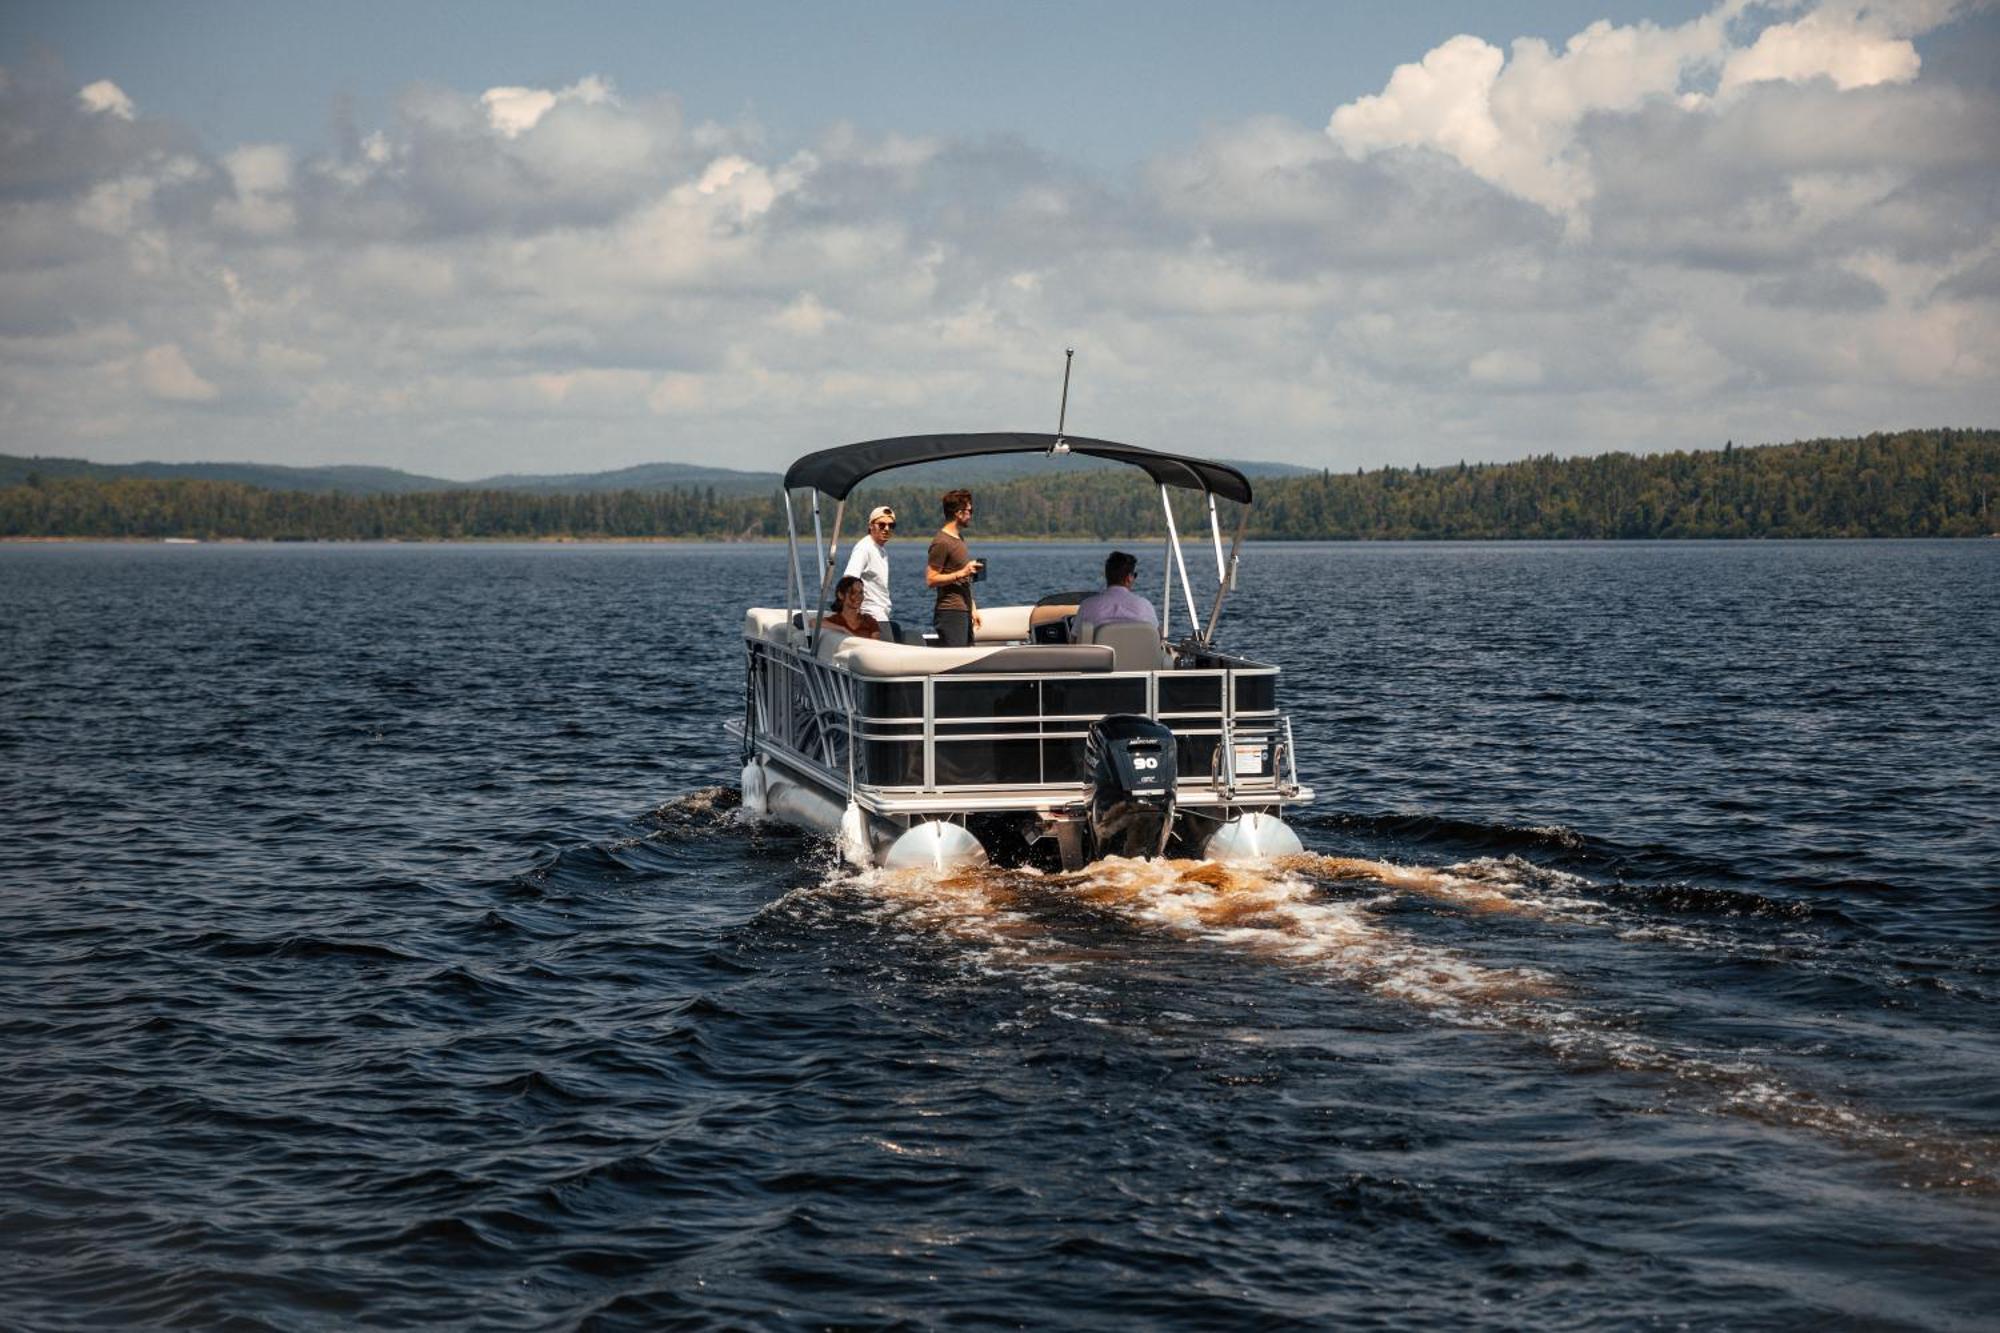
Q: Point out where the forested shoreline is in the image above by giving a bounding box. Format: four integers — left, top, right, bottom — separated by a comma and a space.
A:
3, 429, 1992, 542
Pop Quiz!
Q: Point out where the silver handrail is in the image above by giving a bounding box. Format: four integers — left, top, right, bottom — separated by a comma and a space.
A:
748, 635, 1294, 800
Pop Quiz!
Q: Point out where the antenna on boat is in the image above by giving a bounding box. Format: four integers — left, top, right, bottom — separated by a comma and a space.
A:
1048, 348, 1074, 456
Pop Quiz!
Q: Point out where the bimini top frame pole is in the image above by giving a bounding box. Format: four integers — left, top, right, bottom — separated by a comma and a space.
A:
809, 491, 825, 623
1205, 500, 1251, 644
1207, 493, 1226, 583
1159, 483, 1199, 643
782, 489, 805, 622
810, 497, 848, 652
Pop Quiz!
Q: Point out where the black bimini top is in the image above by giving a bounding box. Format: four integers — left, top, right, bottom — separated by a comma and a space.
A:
782, 432, 1253, 505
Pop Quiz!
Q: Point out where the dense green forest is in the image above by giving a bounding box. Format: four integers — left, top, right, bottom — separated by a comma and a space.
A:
2, 430, 1992, 541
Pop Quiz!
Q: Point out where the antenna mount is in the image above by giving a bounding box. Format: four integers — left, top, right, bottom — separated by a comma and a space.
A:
1049, 348, 1075, 456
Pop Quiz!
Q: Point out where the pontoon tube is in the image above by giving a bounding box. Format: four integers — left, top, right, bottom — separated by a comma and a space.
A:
882, 821, 989, 872
1201, 811, 1304, 864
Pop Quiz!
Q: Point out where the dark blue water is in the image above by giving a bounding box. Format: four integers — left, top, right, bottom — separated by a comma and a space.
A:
2, 540, 1995, 1329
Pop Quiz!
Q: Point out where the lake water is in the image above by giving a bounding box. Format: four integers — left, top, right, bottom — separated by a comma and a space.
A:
2, 540, 1996, 1328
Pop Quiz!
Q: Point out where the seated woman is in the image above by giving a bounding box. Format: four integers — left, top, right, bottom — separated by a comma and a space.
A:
825, 575, 882, 639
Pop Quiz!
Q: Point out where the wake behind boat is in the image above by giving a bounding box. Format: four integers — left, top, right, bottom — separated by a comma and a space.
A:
731, 430, 1313, 870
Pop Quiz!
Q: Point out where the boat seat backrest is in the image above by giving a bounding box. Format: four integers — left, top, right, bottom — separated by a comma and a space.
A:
971, 605, 1034, 643
943, 645, 1113, 674
743, 608, 794, 643
1081, 619, 1170, 671
829, 637, 1113, 677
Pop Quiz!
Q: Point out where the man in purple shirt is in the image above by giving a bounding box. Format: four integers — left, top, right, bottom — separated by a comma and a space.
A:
1075, 551, 1157, 630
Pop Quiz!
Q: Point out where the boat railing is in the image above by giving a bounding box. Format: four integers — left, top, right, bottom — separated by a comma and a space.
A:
746, 634, 1294, 805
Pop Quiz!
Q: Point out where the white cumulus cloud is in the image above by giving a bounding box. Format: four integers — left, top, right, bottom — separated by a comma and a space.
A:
1326, 11, 1733, 224
1323, 0, 1965, 229
78, 79, 134, 120
481, 74, 616, 138
1718, 7, 1922, 95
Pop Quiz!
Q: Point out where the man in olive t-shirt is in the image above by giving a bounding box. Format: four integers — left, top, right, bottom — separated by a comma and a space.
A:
926, 488, 982, 647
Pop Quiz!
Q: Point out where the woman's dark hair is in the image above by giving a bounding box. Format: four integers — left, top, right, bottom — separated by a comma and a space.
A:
831, 575, 863, 611
940, 488, 973, 519
1104, 550, 1138, 585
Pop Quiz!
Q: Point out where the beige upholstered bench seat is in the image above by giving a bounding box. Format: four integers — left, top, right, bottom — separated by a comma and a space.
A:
744, 608, 1120, 675
828, 634, 1113, 677
747, 604, 1040, 648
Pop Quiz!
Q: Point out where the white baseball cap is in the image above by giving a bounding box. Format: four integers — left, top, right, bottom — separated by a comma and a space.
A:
868, 506, 897, 525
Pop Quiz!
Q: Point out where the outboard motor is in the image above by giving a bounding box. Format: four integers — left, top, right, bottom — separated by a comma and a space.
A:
1083, 714, 1178, 860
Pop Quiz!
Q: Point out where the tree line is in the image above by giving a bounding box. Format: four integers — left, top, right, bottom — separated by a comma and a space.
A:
2, 429, 1993, 542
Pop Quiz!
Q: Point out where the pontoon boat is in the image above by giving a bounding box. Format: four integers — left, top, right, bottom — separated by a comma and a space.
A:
732, 432, 1313, 870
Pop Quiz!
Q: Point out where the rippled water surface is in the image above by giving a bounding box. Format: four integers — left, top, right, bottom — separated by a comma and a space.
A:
3, 540, 1996, 1329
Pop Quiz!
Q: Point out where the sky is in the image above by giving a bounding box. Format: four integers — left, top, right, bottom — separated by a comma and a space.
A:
1, 0, 1995, 478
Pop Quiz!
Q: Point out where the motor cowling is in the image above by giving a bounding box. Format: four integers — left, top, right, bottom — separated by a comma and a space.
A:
1083, 714, 1177, 860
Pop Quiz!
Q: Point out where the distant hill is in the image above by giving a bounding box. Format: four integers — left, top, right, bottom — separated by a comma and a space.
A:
0, 453, 780, 496
473, 461, 781, 495
0, 455, 459, 495
0, 450, 1305, 497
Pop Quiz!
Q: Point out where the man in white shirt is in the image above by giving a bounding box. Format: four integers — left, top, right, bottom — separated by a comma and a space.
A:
843, 506, 896, 622
1076, 550, 1156, 629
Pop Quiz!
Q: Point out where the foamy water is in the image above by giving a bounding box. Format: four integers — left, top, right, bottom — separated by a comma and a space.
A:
814, 848, 1999, 1193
